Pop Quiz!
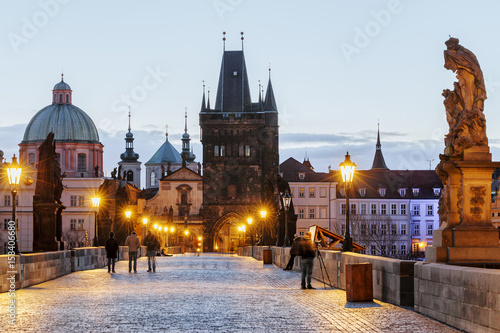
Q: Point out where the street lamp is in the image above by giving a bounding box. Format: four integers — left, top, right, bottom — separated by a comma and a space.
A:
282, 190, 292, 247
260, 210, 267, 245
125, 210, 132, 236
142, 217, 148, 240
339, 151, 357, 252
91, 195, 100, 247
247, 217, 254, 255
7, 155, 22, 255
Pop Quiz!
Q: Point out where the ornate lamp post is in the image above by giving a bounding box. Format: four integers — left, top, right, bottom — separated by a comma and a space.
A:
7, 155, 22, 255
91, 196, 100, 247
339, 151, 357, 252
260, 210, 267, 245
282, 190, 292, 247
125, 210, 132, 236
247, 217, 253, 256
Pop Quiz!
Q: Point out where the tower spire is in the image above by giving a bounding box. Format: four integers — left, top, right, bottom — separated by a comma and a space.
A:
264, 66, 277, 111
241, 31, 244, 50
207, 87, 211, 109
371, 122, 389, 170
222, 31, 226, 51
201, 81, 206, 111
184, 107, 188, 133
128, 106, 131, 132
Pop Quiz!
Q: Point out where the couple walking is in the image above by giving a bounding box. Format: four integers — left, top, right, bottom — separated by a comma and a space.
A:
104, 230, 160, 273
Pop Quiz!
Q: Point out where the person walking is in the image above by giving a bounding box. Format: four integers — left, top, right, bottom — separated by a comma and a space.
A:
284, 233, 300, 271
298, 231, 316, 289
124, 231, 141, 273
144, 230, 160, 272
105, 232, 119, 273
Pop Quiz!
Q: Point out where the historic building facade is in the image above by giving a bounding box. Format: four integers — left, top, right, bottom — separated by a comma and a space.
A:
1, 76, 104, 252
199, 45, 280, 251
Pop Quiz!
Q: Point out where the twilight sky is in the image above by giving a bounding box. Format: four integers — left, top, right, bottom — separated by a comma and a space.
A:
2, 0, 500, 182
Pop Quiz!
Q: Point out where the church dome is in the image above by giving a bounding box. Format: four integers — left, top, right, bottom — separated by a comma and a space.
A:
22, 78, 100, 143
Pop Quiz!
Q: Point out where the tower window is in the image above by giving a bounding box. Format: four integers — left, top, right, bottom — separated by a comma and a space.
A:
29, 153, 36, 165
127, 170, 134, 181
151, 170, 157, 187
59, 94, 63, 103
220, 145, 225, 157
233, 71, 238, 76
66, 94, 69, 103
239, 145, 244, 157
245, 145, 251, 157
77, 153, 86, 172
214, 145, 219, 157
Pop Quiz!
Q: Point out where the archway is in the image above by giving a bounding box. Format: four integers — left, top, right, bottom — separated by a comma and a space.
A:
212, 212, 249, 253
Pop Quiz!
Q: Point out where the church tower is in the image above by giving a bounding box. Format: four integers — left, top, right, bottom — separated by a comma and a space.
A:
371, 124, 389, 170
118, 111, 141, 188
199, 33, 279, 251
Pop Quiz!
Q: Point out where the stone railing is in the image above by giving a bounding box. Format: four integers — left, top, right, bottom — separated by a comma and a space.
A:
241, 246, 415, 306
0, 246, 148, 293
414, 262, 500, 332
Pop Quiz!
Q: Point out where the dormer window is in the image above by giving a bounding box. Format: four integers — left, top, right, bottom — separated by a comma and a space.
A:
433, 188, 441, 196
359, 188, 366, 197
298, 173, 305, 180
378, 188, 386, 197
399, 188, 407, 197
233, 71, 238, 76
413, 188, 420, 196
339, 188, 346, 197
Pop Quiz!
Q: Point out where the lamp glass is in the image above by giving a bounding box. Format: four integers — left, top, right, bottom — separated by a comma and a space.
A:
339, 152, 357, 183
125, 211, 132, 219
91, 197, 100, 208
260, 210, 266, 218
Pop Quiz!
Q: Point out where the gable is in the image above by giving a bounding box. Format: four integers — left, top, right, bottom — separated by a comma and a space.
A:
164, 167, 202, 181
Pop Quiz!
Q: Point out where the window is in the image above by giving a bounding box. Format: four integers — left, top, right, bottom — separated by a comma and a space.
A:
426, 205, 433, 216
339, 188, 346, 197
66, 94, 69, 103
413, 188, 420, 196
245, 145, 251, 157
298, 173, 305, 180
401, 204, 407, 215
371, 204, 377, 215
359, 188, 366, 197
400, 245, 407, 255
370, 224, 377, 235
214, 145, 219, 157
412, 243, 419, 254
390, 245, 397, 255
413, 224, 420, 236
341, 204, 346, 215
239, 145, 244, 157
151, 170, 157, 187
350, 204, 356, 215
290, 188, 294, 197
298, 208, 305, 219
433, 188, 441, 196
391, 204, 397, 215
78, 196, 84, 207
220, 145, 226, 157
70, 219, 84, 230
70, 219, 77, 230
427, 223, 433, 236
309, 188, 315, 198
381, 224, 387, 235
70, 196, 77, 207
77, 153, 86, 172
360, 204, 367, 215
29, 153, 36, 165
399, 188, 407, 197
309, 208, 315, 219
379, 188, 386, 197
401, 224, 407, 235
412, 204, 420, 216
361, 224, 367, 235
381, 245, 386, 255
4, 195, 11, 207
370, 245, 376, 255
391, 224, 397, 235
298, 188, 305, 198
380, 204, 387, 215
319, 187, 326, 197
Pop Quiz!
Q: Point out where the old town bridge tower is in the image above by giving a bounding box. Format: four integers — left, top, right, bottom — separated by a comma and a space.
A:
200, 38, 279, 252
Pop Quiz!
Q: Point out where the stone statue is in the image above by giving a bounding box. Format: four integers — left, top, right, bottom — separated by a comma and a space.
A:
35, 132, 61, 202
442, 37, 488, 156
94, 165, 99, 177
111, 167, 117, 179
117, 165, 122, 180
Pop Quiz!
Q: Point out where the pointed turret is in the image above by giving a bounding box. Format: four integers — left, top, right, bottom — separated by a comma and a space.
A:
371, 124, 389, 170
258, 80, 263, 110
120, 109, 139, 162
207, 88, 211, 109
264, 69, 277, 111
200, 82, 206, 112
181, 109, 196, 163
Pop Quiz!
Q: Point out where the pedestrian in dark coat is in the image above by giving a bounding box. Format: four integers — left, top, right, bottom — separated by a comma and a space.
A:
284, 233, 300, 271
298, 232, 316, 289
105, 232, 119, 273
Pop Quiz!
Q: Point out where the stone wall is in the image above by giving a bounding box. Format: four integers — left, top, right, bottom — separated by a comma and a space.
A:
414, 262, 500, 333
242, 246, 415, 306
0, 246, 148, 293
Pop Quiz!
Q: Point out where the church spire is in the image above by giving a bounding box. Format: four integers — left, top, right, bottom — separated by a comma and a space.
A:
201, 81, 206, 111
120, 108, 139, 162
264, 67, 277, 111
207, 87, 211, 109
371, 123, 389, 170
182, 109, 196, 163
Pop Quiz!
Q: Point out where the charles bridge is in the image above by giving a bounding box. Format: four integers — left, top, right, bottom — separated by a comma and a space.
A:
1, 246, 499, 332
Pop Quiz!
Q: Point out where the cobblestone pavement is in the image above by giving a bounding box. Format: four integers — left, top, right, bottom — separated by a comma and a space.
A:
1, 254, 460, 332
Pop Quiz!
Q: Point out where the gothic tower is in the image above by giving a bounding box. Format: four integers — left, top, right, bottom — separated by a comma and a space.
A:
200, 35, 279, 251
118, 111, 141, 188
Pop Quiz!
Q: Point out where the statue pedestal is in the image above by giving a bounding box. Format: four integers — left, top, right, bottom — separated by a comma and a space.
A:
427, 147, 500, 264
33, 202, 63, 252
